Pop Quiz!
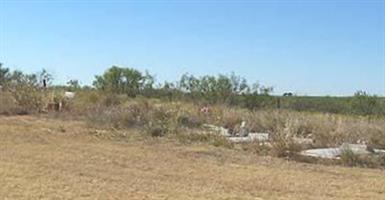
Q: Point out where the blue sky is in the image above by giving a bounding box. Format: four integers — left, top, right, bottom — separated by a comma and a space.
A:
1, 0, 384, 96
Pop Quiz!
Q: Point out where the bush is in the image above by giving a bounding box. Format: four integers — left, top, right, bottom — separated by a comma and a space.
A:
0, 92, 20, 114
177, 113, 203, 128
87, 102, 152, 129
266, 118, 302, 157
369, 131, 385, 149
219, 109, 243, 133
340, 149, 360, 167
12, 87, 44, 113
144, 123, 168, 137
270, 134, 302, 158
350, 91, 384, 116
93, 66, 154, 97
0, 68, 48, 114
340, 149, 385, 168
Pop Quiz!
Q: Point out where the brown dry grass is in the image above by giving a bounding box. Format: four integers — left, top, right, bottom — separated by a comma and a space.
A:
1, 115, 384, 200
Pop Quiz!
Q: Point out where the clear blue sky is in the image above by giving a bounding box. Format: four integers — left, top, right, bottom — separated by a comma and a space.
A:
1, 0, 384, 96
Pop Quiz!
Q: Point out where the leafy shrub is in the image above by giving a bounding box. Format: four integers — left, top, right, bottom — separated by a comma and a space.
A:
350, 91, 384, 116
93, 66, 154, 97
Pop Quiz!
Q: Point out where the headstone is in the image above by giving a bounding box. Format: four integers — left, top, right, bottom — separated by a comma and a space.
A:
239, 121, 248, 137
64, 91, 75, 99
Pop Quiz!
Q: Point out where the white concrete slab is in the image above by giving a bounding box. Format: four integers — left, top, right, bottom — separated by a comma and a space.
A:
203, 124, 231, 137
300, 148, 341, 159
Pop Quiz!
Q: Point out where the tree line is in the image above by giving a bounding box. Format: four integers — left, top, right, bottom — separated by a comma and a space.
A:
1, 63, 384, 116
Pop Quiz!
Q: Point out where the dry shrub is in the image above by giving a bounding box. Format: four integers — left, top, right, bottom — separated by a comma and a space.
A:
70, 91, 127, 113
0, 87, 46, 115
143, 105, 177, 137
270, 137, 302, 158
340, 149, 360, 167
369, 131, 385, 149
12, 87, 45, 114
87, 101, 152, 129
340, 149, 385, 168
228, 109, 385, 149
0, 92, 20, 114
144, 123, 168, 137
309, 115, 385, 148
216, 108, 244, 134
177, 114, 202, 128
176, 105, 205, 128
13, 88, 45, 113
247, 110, 286, 133
80, 95, 385, 161
86, 100, 205, 137
269, 120, 303, 158
143, 102, 208, 136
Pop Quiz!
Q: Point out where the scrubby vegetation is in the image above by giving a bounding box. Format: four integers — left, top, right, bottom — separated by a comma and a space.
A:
1, 63, 385, 168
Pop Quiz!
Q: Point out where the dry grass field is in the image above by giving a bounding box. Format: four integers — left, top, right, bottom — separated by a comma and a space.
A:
1, 115, 385, 200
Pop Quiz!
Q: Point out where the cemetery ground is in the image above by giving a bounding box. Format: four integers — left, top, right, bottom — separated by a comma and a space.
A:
1, 115, 384, 200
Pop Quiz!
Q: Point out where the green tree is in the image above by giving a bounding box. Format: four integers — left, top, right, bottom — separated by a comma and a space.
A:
93, 66, 153, 97
0, 63, 10, 86
178, 72, 271, 104
38, 69, 53, 87
6, 69, 44, 113
67, 79, 81, 91
350, 91, 382, 115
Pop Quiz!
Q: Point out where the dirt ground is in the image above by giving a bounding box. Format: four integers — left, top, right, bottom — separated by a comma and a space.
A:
0, 115, 384, 200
